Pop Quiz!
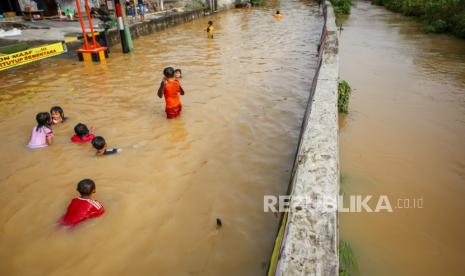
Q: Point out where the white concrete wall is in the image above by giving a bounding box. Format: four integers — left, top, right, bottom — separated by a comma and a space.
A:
275, 2, 339, 275
217, 0, 235, 9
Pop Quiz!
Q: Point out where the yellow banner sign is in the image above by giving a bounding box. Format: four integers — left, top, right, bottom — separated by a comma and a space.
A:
0, 42, 65, 71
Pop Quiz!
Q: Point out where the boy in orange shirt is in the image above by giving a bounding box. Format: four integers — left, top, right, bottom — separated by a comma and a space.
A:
157, 67, 185, 119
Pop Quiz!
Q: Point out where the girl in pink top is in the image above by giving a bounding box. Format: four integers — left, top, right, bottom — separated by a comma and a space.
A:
27, 112, 54, 149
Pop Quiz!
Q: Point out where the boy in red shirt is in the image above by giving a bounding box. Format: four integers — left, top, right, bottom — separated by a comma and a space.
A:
157, 67, 185, 119
59, 179, 104, 226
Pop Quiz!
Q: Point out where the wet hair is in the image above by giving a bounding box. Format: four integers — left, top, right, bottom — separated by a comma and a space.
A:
50, 106, 65, 119
74, 123, 90, 139
92, 136, 106, 150
77, 179, 95, 196
208, 20, 213, 25
174, 69, 182, 74
35, 112, 51, 131
163, 67, 175, 78
276, 10, 280, 14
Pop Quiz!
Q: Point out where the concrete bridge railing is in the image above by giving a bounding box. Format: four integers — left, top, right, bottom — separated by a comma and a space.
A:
268, 2, 340, 275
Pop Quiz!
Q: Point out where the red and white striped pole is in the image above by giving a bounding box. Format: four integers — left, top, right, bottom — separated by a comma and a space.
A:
114, 0, 129, 53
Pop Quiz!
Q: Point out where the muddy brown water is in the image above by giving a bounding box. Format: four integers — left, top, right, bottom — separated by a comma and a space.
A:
339, 1, 465, 275
0, 1, 322, 275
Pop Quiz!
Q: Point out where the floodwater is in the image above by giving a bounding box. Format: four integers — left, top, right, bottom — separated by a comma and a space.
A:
339, 1, 465, 275
0, 1, 322, 275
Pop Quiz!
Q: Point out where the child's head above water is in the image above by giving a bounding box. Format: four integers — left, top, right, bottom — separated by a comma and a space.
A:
35, 112, 51, 130
50, 106, 65, 123
163, 67, 175, 78
91, 136, 121, 156
74, 123, 90, 139
276, 10, 280, 14
92, 136, 106, 151
77, 179, 96, 197
174, 69, 182, 79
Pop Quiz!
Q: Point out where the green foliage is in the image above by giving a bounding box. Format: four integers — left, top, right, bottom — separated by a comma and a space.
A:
338, 80, 352, 113
385, 0, 403, 12
0, 42, 28, 54
185, 0, 209, 12
250, 0, 266, 6
424, 19, 448, 33
402, 0, 424, 16
331, 0, 352, 15
451, 10, 465, 38
371, 0, 385, 5
371, 0, 465, 39
339, 240, 358, 276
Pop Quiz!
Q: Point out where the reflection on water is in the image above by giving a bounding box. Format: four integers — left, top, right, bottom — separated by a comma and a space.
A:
339, 1, 465, 275
0, 1, 322, 275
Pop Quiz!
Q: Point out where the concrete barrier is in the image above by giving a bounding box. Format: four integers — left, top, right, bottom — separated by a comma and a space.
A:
108, 10, 205, 46
268, 2, 339, 275
63, 10, 206, 54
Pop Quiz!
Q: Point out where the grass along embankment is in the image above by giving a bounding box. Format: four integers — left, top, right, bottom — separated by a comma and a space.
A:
372, 0, 465, 38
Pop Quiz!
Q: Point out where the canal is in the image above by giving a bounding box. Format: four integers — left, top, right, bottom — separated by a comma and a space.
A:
339, 1, 465, 275
0, 1, 322, 275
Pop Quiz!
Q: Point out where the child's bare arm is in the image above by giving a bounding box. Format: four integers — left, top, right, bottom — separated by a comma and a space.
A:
157, 80, 165, 98
46, 133, 53, 145
180, 85, 185, 95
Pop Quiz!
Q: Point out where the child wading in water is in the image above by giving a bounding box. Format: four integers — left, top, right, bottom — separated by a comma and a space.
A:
27, 112, 54, 149
59, 179, 104, 226
92, 136, 121, 156
157, 67, 185, 119
50, 106, 67, 125
274, 10, 283, 20
71, 123, 95, 143
206, 21, 214, 38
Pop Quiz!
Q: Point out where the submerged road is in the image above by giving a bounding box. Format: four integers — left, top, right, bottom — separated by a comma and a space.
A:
0, 1, 322, 275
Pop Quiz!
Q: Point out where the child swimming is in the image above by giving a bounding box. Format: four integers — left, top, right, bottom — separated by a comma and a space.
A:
174, 68, 182, 79
27, 112, 54, 149
206, 21, 214, 38
59, 179, 105, 226
91, 136, 121, 156
71, 123, 95, 143
50, 106, 67, 124
157, 67, 185, 119
274, 10, 283, 20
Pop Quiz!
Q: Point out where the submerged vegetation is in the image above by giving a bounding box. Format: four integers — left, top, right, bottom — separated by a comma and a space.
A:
339, 240, 358, 276
331, 0, 352, 16
371, 0, 465, 38
338, 80, 352, 113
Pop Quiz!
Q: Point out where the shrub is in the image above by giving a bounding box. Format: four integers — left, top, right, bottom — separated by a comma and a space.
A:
185, 1, 209, 11
371, 0, 385, 5
402, 0, 424, 16
452, 10, 465, 38
424, 19, 448, 33
250, 0, 265, 6
331, 0, 352, 15
384, 0, 403, 12
338, 80, 352, 113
